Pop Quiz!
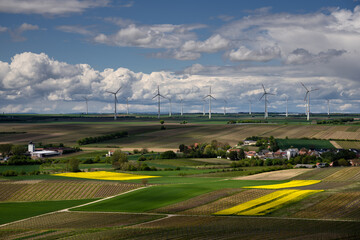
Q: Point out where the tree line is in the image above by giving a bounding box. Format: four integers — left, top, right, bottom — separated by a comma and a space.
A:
77, 131, 128, 145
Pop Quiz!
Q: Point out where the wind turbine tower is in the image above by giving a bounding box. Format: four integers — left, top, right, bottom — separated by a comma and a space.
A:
327, 99, 330, 116
82, 96, 88, 115
223, 99, 227, 115
203, 86, 216, 119
259, 84, 275, 119
106, 86, 122, 120
285, 96, 288, 118
167, 97, 172, 117
249, 100, 252, 115
202, 100, 206, 116
180, 97, 183, 116
152, 85, 166, 119
301, 82, 319, 121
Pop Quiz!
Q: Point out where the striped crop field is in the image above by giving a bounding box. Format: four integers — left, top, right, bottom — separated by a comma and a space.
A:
322, 167, 360, 181
181, 189, 274, 215
215, 189, 322, 216
53, 171, 160, 181
0, 180, 142, 202
293, 192, 360, 220
291, 167, 341, 180
244, 180, 321, 189
1, 212, 163, 230
151, 188, 242, 214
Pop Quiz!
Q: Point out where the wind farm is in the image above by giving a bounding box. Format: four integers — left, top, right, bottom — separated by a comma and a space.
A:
1, 1, 360, 239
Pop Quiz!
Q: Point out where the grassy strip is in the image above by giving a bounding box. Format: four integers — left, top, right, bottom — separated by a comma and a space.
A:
0, 199, 94, 225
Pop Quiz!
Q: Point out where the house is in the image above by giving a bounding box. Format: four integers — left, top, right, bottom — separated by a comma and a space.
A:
245, 151, 257, 158
350, 159, 360, 166
295, 164, 314, 168
244, 140, 257, 146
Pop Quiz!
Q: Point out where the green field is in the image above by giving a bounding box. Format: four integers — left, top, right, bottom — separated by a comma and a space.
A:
0, 199, 93, 224
276, 138, 335, 149
0, 165, 40, 173
73, 180, 284, 213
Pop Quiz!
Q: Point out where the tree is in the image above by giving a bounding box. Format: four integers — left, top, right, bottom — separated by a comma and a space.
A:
159, 150, 177, 159
179, 144, 186, 152
68, 158, 80, 172
111, 150, 128, 169
0, 144, 13, 156
227, 151, 238, 160
160, 120, 165, 125
11, 145, 27, 156
237, 149, 246, 160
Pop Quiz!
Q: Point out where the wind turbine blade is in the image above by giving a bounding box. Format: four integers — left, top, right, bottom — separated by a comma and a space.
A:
115, 86, 122, 94
115, 95, 119, 103
300, 82, 309, 91
261, 84, 266, 92
106, 90, 115, 94
152, 94, 159, 100
259, 93, 265, 100
210, 96, 216, 100
310, 88, 319, 92
304, 92, 308, 101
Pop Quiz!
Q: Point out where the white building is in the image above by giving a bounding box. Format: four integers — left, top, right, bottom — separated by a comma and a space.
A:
28, 142, 60, 159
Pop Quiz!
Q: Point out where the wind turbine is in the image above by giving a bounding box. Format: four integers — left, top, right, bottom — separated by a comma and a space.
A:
285, 96, 289, 118
82, 96, 88, 115
202, 99, 206, 116
152, 85, 166, 119
248, 100, 252, 115
123, 97, 129, 115
167, 96, 172, 117
259, 84, 275, 119
203, 86, 216, 119
301, 82, 319, 121
106, 86, 122, 120
223, 99, 227, 115
179, 97, 183, 116
326, 99, 330, 116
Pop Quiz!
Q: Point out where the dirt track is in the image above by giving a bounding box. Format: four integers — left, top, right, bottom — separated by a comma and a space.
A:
233, 168, 313, 180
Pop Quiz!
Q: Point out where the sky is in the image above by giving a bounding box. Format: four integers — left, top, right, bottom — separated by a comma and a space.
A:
0, 0, 360, 114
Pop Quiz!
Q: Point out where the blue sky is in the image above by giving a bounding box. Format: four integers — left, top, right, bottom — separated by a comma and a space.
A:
0, 0, 359, 114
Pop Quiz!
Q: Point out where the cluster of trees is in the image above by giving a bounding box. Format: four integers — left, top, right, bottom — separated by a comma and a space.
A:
245, 136, 279, 152
179, 140, 231, 158
317, 118, 354, 125
321, 149, 356, 166
228, 119, 268, 124
77, 131, 128, 145
0, 170, 41, 177
227, 149, 245, 160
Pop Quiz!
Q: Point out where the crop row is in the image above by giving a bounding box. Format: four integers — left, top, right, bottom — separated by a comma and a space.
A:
181, 189, 274, 215
1, 212, 162, 230
244, 180, 321, 189
323, 167, 360, 181
0, 180, 142, 202
293, 192, 360, 220
215, 190, 322, 216
151, 188, 242, 214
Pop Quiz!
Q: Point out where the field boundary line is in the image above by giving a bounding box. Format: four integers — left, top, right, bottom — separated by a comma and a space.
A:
330, 140, 342, 149
64, 211, 360, 223
0, 185, 150, 228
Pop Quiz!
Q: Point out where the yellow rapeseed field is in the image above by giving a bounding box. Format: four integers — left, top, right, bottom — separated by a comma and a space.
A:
53, 171, 160, 181
244, 180, 321, 189
214, 189, 322, 216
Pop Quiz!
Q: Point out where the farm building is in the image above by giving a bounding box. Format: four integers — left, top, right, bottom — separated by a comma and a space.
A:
28, 142, 61, 159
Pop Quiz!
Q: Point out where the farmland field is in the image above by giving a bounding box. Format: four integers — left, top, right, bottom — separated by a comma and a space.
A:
276, 138, 335, 149
2, 116, 360, 238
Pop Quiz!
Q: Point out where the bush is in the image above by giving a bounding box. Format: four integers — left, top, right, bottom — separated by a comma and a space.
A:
159, 151, 177, 159
2, 170, 18, 177
68, 158, 80, 172
138, 155, 147, 161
